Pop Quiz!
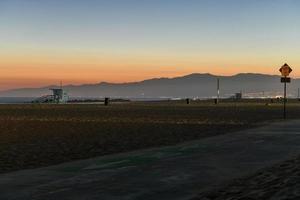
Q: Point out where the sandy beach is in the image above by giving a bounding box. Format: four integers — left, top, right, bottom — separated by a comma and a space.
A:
194, 155, 300, 200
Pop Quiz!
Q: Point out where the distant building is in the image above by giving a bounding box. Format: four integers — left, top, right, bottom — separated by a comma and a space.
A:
229, 92, 242, 100
235, 92, 242, 100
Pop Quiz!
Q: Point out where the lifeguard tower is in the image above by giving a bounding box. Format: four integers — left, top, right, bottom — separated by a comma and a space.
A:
33, 82, 69, 104
50, 88, 68, 103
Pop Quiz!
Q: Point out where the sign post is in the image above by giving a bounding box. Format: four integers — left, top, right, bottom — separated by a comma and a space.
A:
217, 78, 220, 104
279, 63, 292, 119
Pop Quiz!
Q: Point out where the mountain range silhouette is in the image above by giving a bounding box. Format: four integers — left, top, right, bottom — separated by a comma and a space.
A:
0, 73, 298, 98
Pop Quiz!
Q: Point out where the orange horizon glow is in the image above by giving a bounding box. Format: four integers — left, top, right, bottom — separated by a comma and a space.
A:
1, 50, 299, 91
1, 46, 299, 91
0, 62, 298, 91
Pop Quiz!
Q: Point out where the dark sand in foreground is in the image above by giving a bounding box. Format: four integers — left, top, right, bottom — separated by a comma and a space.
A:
194, 156, 300, 200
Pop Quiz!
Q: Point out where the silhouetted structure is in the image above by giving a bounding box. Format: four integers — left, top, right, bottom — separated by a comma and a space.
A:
33, 88, 68, 103
186, 98, 190, 104
235, 92, 242, 100
50, 88, 68, 104
214, 98, 218, 104
104, 97, 110, 106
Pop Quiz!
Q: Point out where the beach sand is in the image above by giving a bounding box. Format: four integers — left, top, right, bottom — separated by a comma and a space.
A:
193, 155, 300, 200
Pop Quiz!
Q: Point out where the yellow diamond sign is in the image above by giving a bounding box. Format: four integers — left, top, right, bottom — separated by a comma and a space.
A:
279, 63, 292, 77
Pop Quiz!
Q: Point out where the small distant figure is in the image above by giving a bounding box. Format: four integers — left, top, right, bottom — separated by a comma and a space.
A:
104, 97, 110, 106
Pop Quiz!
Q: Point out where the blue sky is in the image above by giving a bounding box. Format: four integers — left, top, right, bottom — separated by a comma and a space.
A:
2, 0, 299, 50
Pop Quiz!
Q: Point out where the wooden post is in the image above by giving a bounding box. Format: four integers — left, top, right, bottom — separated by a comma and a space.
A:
214, 98, 218, 105
186, 98, 190, 105
104, 97, 109, 106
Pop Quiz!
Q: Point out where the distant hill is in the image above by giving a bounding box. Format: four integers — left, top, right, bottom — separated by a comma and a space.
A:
0, 73, 299, 98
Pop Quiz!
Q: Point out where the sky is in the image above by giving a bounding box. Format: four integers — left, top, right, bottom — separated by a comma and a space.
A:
0, 0, 300, 90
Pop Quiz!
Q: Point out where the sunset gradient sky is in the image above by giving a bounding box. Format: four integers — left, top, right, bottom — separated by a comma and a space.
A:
0, 0, 299, 90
